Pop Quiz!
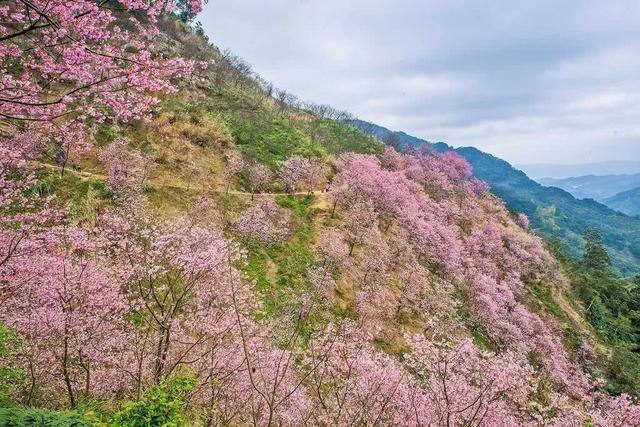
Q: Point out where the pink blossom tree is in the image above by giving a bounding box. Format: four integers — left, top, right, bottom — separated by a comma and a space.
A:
246, 162, 273, 200
332, 152, 464, 273
405, 337, 534, 426
234, 199, 288, 243
303, 321, 428, 426
308, 265, 337, 297
98, 202, 242, 386
232, 325, 314, 425
0, 228, 129, 407
461, 219, 590, 395
100, 138, 151, 195
97, 201, 311, 423
224, 152, 244, 193
344, 200, 378, 256
279, 155, 325, 194
315, 229, 349, 269
0, 132, 62, 279
1, 0, 205, 170
517, 212, 531, 230
591, 394, 640, 427
380, 146, 404, 171
308, 230, 350, 298
404, 149, 474, 198
304, 157, 326, 194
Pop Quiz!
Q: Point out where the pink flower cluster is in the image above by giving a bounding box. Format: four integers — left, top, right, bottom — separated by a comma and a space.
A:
279, 156, 325, 193
1, 0, 204, 160
234, 199, 288, 242
100, 138, 150, 195
321, 148, 640, 424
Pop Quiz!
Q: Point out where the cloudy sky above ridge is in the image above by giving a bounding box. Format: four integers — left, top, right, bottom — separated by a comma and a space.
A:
199, 0, 640, 165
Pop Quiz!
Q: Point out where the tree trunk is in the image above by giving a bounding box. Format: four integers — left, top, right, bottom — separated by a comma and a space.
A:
331, 199, 338, 218
153, 326, 171, 384
62, 333, 76, 408
59, 145, 70, 177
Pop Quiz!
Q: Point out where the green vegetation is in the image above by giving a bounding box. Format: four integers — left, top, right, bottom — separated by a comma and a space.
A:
228, 111, 323, 167
0, 407, 90, 427
583, 228, 612, 271
243, 195, 317, 320
524, 281, 582, 354
525, 281, 566, 320
109, 377, 195, 427
604, 187, 640, 217
0, 325, 23, 406
163, 84, 382, 170
267, 226, 314, 292
31, 168, 111, 224
553, 232, 640, 395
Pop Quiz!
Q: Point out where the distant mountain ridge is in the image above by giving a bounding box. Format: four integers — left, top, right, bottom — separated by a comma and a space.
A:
538, 173, 640, 202
604, 187, 640, 217
518, 161, 640, 179
350, 120, 640, 275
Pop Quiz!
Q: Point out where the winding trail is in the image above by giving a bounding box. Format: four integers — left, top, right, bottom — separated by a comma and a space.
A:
33, 161, 332, 202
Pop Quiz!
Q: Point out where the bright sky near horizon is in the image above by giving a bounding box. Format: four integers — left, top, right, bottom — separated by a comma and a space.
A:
199, 0, 640, 165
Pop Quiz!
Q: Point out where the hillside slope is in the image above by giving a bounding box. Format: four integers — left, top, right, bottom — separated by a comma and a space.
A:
2, 7, 640, 426
352, 121, 640, 275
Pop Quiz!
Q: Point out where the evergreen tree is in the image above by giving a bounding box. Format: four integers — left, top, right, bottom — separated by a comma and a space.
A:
583, 227, 611, 271
587, 293, 609, 332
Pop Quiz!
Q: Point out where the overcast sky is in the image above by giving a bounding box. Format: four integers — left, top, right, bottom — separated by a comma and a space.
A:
199, 0, 640, 165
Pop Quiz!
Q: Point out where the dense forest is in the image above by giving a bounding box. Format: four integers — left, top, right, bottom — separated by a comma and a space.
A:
1, 1, 639, 426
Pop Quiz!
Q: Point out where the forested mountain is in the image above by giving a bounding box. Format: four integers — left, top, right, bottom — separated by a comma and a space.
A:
352, 121, 640, 276
605, 187, 640, 217
1, 2, 639, 426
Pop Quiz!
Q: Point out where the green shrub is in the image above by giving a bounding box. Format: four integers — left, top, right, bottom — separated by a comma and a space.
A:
109, 376, 195, 427
555, 242, 640, 395
0, 324, 24, 406
0, 407, 90, 427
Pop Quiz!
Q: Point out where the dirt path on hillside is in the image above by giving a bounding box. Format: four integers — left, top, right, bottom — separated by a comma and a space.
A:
32, 161, 332, 203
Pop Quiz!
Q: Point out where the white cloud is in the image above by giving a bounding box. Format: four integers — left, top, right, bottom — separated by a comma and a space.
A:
569, 91, 639, 111
388, 74, 462, 95
199, 0, 640, 164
